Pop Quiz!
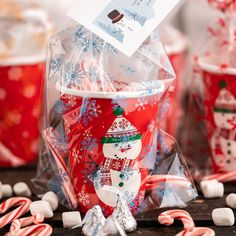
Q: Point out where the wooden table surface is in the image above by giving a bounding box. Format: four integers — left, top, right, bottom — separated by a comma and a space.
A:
0, 166, 236, 236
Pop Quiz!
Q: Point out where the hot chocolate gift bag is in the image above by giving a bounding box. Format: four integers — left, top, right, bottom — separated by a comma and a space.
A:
33, 0, 197, 216
0, 1, 53, 167
182, 0, 236, 181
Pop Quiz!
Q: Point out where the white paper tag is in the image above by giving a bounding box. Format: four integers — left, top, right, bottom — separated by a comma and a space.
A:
67, 0, 180, 57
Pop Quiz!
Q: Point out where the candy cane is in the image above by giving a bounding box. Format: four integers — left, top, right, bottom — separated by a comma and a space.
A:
9, 213, 44, 234
43, 128, 78, 209
6, 224, 53, 236
146, 175, 192, 191
176, 227, 215, 236
202, 171, 236, 183
0, 197, 31, 228
158, 210, 195, 230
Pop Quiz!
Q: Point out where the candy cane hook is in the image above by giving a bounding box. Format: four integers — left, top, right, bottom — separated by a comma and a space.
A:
176, 227, 215, 236
0, 197, 32, 228
158, 210, 195, 230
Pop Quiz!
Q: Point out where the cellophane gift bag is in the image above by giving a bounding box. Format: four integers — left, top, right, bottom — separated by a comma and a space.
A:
33, 22, 197, 215
159, 24, 188, 138
182, 0, 236, 180
0, 0, 53, 167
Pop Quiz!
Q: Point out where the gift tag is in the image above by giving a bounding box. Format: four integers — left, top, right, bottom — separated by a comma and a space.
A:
67, 0, 181, 57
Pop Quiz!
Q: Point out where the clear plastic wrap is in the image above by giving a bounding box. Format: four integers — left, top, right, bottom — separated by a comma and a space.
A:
182, 1, 236, 180
33, 22, 197, 215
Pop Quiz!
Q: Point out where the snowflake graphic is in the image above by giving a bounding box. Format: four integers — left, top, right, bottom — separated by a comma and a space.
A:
23, 85, 36, 98
58, 168, 69, 182
120, 65, 136, 75
111, 161, 121, 170
121, 170, 134, 181
81, 137, 98, 152
51, 58, 62, 73
71, 148, 82, 164
8, 67, 22, 81
62, 63, 85, 86
118, 118, 129, 130
80, 99, 102, 126
75, 27, 103, 55
0, 88, 6, 100
112, 96, 128, 110
135, 97, 147, 111
129, 192, 144, 213
77, 191, 90, 206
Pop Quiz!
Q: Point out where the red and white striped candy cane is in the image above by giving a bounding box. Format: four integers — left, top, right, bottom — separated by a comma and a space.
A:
0, 197, 32, 228
202, 171, 236, 183
6, 224, 53, 236
146, 175, 193, 191
176, 227, 215, 236
8, 213, 44, 234
158, 210, 195, 230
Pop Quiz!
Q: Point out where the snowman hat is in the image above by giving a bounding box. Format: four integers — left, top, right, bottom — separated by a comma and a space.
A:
214, 80, 236, 114
101, 106, 142, 144
107, 10, 124, 24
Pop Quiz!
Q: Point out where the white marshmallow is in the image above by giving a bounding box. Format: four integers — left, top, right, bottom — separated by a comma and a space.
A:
0, 182, 13, 199
226, 193, 236, 209
212, 208, 235, 226
62, 211, 82, 229
13, 182, 32, 197
30, 200, 54, 218
42, 191, 59, 211
200, 180, 224, 198
2, 184, 13, 198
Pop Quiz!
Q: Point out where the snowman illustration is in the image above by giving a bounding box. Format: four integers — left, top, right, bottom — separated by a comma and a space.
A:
93, 107, 142, 207
107, 10, 142, 42
210, 80, 236, 172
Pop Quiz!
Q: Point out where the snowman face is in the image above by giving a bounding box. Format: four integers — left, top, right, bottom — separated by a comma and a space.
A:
115, 18, 135, 32
103, 140, 142, 160
214, 112, 236, 129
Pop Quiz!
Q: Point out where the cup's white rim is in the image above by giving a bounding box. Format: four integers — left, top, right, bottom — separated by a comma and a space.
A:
0, 54, 46, 66
165, 35, 188, 55
56, 80, 165, 99
198, 58, 236, 75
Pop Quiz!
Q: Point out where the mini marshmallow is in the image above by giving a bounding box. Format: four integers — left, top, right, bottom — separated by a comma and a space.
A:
200, 180, 224, 199
0, 182, 13, 199
2, 184, 13, 198
13, 182, 32, 197
62, 211, 82, 229
42, 191, 59, 211
226, 193, 236, 209
212, 208, 235, 226
30, 200, 54, 218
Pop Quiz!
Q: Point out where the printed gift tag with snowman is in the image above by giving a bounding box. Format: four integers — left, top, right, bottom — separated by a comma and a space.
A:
67, 0, 180, 56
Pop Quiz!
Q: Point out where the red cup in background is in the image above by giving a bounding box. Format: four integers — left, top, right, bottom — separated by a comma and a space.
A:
161, 26, 188, 137
58, 81, 165, 215
199, 58, 236, 174
0, 60, 45, 167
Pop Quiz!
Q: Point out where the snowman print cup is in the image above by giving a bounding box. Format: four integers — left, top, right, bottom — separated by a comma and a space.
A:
199, 58, 236, 173
59, 80, 165, 215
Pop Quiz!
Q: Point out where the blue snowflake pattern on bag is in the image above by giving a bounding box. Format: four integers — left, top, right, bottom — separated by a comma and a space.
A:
120, 65, 136, 75
75, 27, 103, 55
81, 137, 98, 152
62, 63, 86, 87
80, 99, 102, 126
51, 58, 62, 72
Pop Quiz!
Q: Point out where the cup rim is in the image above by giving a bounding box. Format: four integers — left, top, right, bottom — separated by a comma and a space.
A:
0, 54, 46, 66
56, 80, 166, 99
198, 57, 236, 75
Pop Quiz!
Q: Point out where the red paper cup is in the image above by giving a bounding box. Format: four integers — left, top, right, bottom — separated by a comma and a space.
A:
163, 29, 188, 136
0, 57, 45, 167
58, 81, 165, 215
199, 58, 236, 174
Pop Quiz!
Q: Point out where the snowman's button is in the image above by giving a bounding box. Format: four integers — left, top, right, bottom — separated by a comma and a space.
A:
119, 173, 125, 179
227, 142, 231, 146
227, 150, 231, 155
119, 182, 124, 187
227, 160, 231, 164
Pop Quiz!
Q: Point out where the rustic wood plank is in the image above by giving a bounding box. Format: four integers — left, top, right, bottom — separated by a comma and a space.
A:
1, 167, 236, 235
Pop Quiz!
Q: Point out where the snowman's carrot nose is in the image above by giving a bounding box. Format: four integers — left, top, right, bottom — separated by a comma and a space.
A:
120, 147, 131, 153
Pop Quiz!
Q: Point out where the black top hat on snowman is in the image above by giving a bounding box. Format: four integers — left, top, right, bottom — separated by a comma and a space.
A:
107, 10, 124, 24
